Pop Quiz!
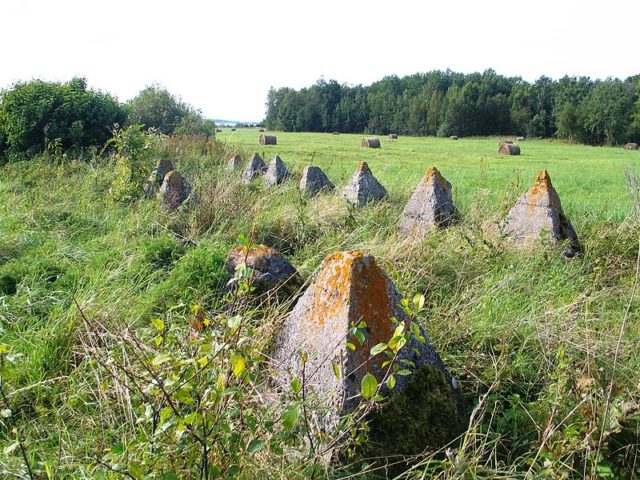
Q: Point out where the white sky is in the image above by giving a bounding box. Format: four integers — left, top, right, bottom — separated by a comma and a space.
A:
2, 0, 638, 121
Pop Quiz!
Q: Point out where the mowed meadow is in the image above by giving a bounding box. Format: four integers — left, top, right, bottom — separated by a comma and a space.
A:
1, 129, 639, 478
221, 129, 636, 222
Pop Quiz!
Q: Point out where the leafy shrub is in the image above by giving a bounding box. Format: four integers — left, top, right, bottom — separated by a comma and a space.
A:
107, 124, 163, 201
174, 112, 216, 138
0, 77, 126, 160
126, 84, 192, 135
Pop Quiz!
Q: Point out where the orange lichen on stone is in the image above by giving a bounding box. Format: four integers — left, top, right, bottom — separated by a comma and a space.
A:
423, 167, 448, 191
356, 162, 372, 174
232, 244, 276, 257
527, 170, 560, 217
529, 170, 553, 200
301, 251, 396, 376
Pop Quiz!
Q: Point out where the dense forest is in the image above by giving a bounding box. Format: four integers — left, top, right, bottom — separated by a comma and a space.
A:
264, 69, 640, 145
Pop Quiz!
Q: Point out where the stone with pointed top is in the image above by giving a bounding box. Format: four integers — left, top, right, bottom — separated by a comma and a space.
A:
272, 251, 466, 448
144, 159, 174, 197
341, 162, 387, 207
399, 167, 459, 236
227, 154, 242, 171
226, 244, 298, 291
159, 170, 195, 210
264, 155, 289, 186
503, 170, 581, 256
241, 153, 267, 184
299, 166, 335, 195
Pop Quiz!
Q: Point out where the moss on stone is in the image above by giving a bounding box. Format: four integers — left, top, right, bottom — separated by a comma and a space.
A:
362, 365, 467, 465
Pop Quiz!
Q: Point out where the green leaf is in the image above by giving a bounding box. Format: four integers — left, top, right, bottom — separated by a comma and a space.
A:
184, 412, 199, 425
332, 361, 341, 380
385, 374, 396, 390
282, 404, 300, 430
360, 373, 377, 399
247, 438, 265, 453
290, 377, 301, 394
151, 318, 165, 330
346, 342, 356, 351
354, 329, 365, 345
370, 343, 387, 356
226, 465, 241, 477
160, 406, 173, 422
397, 369, 412, 376
410, 322, 425, 343
152, 353, 171, 366
230, 353, 246, 377
413, 294, 425, 311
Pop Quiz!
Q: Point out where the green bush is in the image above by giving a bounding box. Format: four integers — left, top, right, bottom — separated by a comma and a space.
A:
174, 112, 216, 137
126, 84, 192, 135
0, 77, 126, 160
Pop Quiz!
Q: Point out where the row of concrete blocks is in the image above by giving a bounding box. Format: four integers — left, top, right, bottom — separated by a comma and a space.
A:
230, 153, 581, 256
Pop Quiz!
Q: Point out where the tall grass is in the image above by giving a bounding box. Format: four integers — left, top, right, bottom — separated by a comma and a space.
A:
0, 132, 639, 478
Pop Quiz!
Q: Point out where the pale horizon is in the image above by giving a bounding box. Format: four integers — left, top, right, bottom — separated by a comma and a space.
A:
2, 0, 639, 122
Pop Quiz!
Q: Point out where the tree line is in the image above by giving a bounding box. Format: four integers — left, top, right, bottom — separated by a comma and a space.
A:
0, 79, 215, 161
264, 69, 640, 145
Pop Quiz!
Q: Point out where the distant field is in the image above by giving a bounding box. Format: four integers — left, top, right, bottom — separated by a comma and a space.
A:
219, 128, 639, 223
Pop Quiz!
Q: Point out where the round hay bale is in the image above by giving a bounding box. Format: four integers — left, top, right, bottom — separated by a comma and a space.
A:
389, 133, 398, 140
332, 131, 340, 135
362, 137, 381, 148
449, 135, 458, 140
498, 142, 521, 155
624, 143, 638, 150
231, 128, 237, 132
259, 128, 265, 132
517, 136, 526, 141
259, 134, 277, 146
215, 128, 222, 133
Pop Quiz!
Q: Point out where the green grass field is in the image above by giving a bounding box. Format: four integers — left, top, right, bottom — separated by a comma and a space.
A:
1, 131, 639, 478
220, 129, 638, 222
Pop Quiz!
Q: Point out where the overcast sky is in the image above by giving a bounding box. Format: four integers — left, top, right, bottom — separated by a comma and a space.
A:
2, 0, 638, 121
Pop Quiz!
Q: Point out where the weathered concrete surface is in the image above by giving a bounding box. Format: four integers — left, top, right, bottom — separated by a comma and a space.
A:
226, 245, 298, 291
503, 170, 581, 256
398, 167, 459, 236
159, 170, 194, 210
299, 166, 334, 195
227, 154, 242, 171
241, 153, 267, 184
341, 162, 387, 207
272, 251, 463, 435
264, 155, 289, 186
144, 159, 174, 197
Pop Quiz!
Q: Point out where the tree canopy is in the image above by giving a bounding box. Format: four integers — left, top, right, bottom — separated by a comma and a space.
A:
264, 71, 640, 145
0, 77, 126, 159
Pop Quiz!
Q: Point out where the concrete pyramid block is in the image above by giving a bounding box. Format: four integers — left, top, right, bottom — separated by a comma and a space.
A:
398, 167, 459, 236
226, 244, 298, 291
241, 153, 267, 184
144, 159, 174, 197
272, 251, 463, 436
264, 155, 289, 186
299, 166, 334, 195
159, 170, 194, 210
227, 154, 242, 171
341, 162, 387, 207
503, 170, 581, 256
